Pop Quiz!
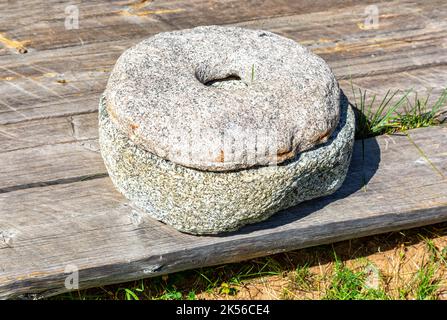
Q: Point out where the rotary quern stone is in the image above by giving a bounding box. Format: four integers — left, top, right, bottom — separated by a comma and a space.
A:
99, 26, 355, 234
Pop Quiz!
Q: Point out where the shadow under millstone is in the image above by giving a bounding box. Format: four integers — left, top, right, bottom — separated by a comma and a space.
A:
218, 90, 381, 236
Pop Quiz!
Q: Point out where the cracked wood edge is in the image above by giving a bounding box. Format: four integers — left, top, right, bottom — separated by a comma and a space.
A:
0, 126, 447, 299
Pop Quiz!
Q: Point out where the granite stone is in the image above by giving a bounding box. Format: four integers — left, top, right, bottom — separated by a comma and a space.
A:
98, 96, 355, 235
104, 25, 341, 171
99, 26, 356, 234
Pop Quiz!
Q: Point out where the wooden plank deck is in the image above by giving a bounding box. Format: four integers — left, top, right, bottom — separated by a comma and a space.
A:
0, 0, 446, 299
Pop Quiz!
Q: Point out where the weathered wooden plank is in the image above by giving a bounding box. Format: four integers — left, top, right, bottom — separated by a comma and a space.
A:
0, 0, 446, 299
0, 105, 443, 196
0, 113, 98, 153
0, 141, 106, 193
402, 125, 447, 177
0, 0, 377, 55
236, 0, 447, 79
0, 112, 102, 191
0, 126, 446, 299
339, 65, 447, 106
0, 39, 127, 125
1, 0, 446, 124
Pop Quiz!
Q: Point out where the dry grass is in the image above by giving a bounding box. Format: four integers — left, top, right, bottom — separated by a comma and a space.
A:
53, 88, 447, 301
55, 222, 447, 300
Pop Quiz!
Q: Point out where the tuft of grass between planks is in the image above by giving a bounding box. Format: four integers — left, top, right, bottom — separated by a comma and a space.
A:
51, 88, 447, 301
352, 85, 447, 139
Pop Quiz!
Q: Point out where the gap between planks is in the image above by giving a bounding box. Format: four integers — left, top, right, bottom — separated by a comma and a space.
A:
1, 0, 446, 124
0, 126, 447, 299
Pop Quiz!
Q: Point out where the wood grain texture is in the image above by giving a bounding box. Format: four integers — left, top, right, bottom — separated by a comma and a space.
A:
0, 112, 102, 191
0, 126, 447, 299
0, 113, 98, 153
1, 0, 447, 299
0, 0, 377, 55
1, 0, 446, 124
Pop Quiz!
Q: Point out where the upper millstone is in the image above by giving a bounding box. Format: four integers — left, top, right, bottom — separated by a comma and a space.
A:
105, 25, 341, 171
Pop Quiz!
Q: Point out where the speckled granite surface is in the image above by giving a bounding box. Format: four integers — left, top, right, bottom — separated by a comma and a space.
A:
98, 96, 355, 235
104, 25, 341, 171
99, 26, 355, 234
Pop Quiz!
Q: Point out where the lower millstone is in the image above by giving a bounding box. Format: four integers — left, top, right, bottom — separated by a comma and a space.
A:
98, 95, 355, 235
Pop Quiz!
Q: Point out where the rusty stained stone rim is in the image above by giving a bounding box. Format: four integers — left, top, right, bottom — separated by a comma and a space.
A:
105, 26, 341, 172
